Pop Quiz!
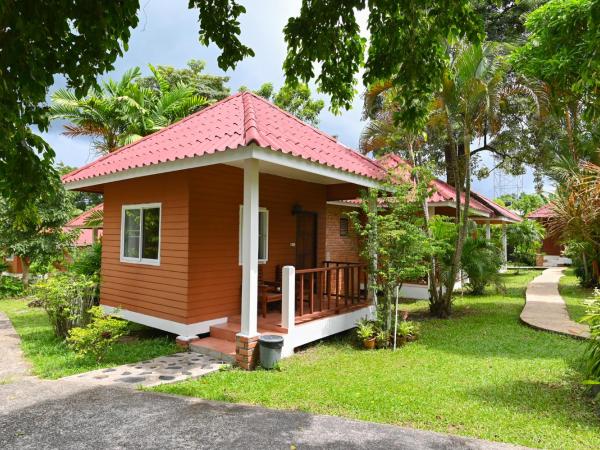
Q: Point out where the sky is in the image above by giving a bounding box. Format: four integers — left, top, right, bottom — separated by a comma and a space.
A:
43, 0, 539, 198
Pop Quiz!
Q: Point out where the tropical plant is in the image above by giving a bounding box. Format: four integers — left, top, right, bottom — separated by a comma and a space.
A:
396, 320, 421, 340
506, 219, 545, 266
461, 235, 503, 295
350, 171, 434, 332
67, 306, 129, 362
356, 320, 376, 342
549, 163, 600, 285
33, 273, 98, 339
580, 289, 600, 391
50, 65, 211, 154
361, 41, 542, 317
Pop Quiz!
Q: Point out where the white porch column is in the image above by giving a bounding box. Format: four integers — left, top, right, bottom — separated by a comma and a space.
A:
282, 265, 295, 331
239, 159, 260, 338
485, 221, 491, 241
501, 222, 508, 270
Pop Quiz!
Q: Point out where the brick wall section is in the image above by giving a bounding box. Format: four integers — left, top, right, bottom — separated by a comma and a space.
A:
236, 335, 259, 370
324, 205, 361, 263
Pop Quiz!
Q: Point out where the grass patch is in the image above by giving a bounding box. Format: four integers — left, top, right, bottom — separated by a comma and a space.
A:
559, 268, 593, 323
0, 297, 179, 379
152, 271, 600, 449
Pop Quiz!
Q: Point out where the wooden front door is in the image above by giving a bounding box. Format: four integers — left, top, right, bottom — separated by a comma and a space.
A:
295, 212, 317, 269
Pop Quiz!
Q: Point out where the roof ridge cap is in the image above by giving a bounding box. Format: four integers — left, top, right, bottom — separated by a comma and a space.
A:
242, 91, 384, 173
242, 92, 265, 146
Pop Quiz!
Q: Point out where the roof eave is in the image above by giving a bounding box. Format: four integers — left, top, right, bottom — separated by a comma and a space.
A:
63, 144, 384, 191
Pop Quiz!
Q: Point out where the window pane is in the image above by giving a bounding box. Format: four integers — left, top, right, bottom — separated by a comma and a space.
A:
123, 209, 141, 258
142, 208, 160, 260
258, 211, 267, 260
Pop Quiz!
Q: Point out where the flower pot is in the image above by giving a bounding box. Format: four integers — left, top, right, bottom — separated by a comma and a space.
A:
363, 337, 376, 349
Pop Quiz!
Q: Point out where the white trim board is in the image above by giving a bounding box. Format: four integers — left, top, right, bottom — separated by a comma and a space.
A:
101, 305, 227, 337
282, 305, 376, 357
65, 145, 383, 191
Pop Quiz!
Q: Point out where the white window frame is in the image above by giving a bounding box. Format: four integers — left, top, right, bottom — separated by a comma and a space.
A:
120, 202, 162, 266
238, 205, 269, 265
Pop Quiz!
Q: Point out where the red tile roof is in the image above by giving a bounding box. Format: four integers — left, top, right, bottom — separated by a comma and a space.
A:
65, 203, 104, 228
63, 203, 104, 247
469, 191, 522, 223
377, 154, 493, 215
527, 203, 554, 219
62, 92, 385, 185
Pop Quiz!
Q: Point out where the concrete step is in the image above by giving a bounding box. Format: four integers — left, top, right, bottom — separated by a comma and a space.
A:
189, 337, 236, 364
209, 322, 239, 342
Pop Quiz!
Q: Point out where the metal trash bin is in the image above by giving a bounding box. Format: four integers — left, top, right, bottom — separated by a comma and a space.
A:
259, 335, 284, 369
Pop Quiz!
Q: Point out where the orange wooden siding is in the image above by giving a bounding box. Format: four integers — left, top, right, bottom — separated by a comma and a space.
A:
101, 171, 190, 323
101, 164, 329, 325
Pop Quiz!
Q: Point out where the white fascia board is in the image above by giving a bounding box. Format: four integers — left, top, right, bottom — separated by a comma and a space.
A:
326, 201, 361, 208
247, 145, 382, 189
429, 200, 491, 218
101, 305, 227, 336
65, 144, 383, 191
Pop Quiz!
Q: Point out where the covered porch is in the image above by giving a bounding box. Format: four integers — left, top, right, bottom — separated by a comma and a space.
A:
193, 156, 376, 368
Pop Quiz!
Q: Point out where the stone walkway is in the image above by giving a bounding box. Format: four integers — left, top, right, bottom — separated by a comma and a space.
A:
521, 267, 590, 338
61, 351, 228, 388
0, 312, 32, 384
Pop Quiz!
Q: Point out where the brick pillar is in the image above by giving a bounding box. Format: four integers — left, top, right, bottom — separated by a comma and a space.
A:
236, 335, 260, 370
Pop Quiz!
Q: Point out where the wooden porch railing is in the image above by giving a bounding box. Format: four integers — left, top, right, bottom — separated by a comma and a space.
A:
294, 262, 368, 318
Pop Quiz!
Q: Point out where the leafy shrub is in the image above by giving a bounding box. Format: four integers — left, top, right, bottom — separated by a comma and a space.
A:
581, 289, 600, 391
461, 236, 503, 295
32, 273, 97, 338
396, 320, 421, 339
67, 306, 128, 361
507, 219, 545, 266
0, 276, 24, 298
70, 241, 102, 278
356, 319, 376, 341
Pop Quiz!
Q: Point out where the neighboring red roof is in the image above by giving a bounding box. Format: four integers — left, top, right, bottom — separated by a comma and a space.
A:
377, 154, 492, 215
62, 92, 385, 185
65, 203, 104, 228
527, 203, 554, 219
63, 203, 104, 247
470, 191, 522, 223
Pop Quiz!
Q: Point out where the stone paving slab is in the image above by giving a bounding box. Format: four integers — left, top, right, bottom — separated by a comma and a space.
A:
521, 267, 590, 338
61, 351, 229, 388
0, 312, 32, 384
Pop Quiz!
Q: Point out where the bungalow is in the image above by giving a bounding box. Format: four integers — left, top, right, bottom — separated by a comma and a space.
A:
332, 154, 521, 298
63, 92, 384, 368
62, 92, 520, 368
527, 203, 571, 267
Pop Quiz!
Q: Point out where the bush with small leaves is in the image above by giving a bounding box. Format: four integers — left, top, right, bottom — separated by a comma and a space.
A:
32, 273, 97, 338
67, 306, 129, 362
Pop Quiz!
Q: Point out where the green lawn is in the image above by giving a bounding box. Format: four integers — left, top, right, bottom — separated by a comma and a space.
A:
559, 268, 593, 323
0, 297, 179, 379
152, 271, 600, 450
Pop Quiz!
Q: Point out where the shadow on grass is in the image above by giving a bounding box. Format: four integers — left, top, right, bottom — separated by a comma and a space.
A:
467, 377, 600, 432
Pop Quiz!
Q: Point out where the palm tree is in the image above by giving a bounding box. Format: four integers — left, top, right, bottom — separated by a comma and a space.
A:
50, 65, 210, 154
362, 41, 541, 317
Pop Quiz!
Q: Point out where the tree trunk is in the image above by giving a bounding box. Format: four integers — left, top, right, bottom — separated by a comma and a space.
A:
444, 142, 465, 187
432, 130, 472, 318
21, 257, 31, 288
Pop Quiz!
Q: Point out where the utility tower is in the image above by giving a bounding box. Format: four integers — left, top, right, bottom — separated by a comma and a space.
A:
493, 160, 524, 199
